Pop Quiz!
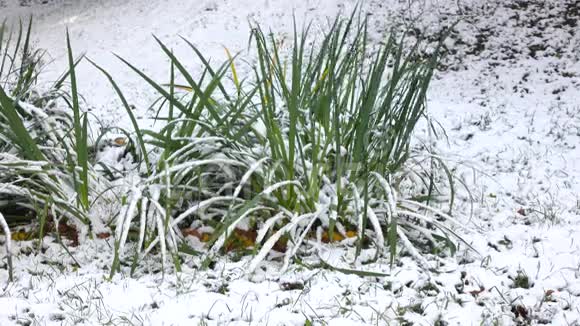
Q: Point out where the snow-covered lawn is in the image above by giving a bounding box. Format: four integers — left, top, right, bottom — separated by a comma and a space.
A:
1, 0, 579, 325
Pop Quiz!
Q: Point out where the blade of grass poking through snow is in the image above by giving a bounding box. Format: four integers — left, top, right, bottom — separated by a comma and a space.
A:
114, 52, 227, 141
160, 61, 182, 273
175, 42, 261, 147
13, 16, 32, 95
0, 212, 13, 283
37, 198, 49, 251
19, 16, 32, 76
296, 256, 389, 277
153, 36, 228, 135
179, 36, 231, 102
223, 46, 240, 93
252, 25, 304, 209
352, 21, 373, 258
0, 86, 45, 161
52, 54, 84, 91
88, 58, 151, 175
0, 19, 16, 84
66, 30, 89, 211
115, 54, 189, 114
162, 57, 178, 272
4, 19, 23, 89
165, 55, 175, 159
0, 20, 6, 78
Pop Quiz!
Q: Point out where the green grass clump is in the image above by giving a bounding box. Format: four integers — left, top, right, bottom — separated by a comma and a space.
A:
511, 271, 531, 289
1, 10, 473, 280
0, 19, 105, 242
100, 39, 258, 276
106, 10, 473, 275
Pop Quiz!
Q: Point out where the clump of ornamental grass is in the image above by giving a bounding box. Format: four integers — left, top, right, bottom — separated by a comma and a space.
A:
92, 34, 261, 277
104, 10, 474, 276
1, 19, 109, 283
0, 17, 42, 100
210, 14, 474, 273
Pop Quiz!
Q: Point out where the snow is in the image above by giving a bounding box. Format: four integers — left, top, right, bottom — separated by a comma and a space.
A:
1, 0, 580, 325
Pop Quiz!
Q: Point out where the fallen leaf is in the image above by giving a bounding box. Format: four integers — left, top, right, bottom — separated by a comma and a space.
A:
96, 232, 111, 239
11, 230, 34, 241
468, 286, 485, 297
181, 228, 211, 243
511, 304, 529, 320
113, 137, 127, 146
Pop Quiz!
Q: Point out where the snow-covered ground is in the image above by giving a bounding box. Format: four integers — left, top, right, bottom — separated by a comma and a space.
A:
1, 0, 580, 325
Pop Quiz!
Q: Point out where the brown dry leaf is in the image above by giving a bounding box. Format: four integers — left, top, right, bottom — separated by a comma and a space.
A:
55, 221, 79, 247
40, 220, 80, 247
511, 305, 529, 319
113, 137, 127, 146
96, 232, 111, 239
224, 229, 257, 252
180, 226, 355, 253
181, 228, 201, 238
272, 236, 288, 253
181, 228, 211, 242
469, 286, 485, 297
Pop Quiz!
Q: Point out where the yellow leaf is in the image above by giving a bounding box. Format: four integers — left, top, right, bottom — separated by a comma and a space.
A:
200, 233, 211, 242
223, 46, 240, 92
11, 230, 33, 241
313, 68, 329, 93
162, 84, 193, 92
345, 230, 357, 238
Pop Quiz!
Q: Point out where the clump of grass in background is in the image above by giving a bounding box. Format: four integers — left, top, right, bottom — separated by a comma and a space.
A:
0, 19, 95, 224
0, 18, 107, 278
1, 16, 41, 100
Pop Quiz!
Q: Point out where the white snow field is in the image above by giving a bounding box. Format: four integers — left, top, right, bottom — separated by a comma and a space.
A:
1, 0, 580, 325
